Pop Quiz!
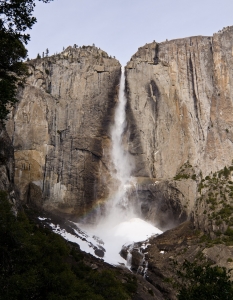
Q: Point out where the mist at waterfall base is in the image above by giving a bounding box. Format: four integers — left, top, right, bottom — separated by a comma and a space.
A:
49, 68, 163, 266
79, 68, 162, 265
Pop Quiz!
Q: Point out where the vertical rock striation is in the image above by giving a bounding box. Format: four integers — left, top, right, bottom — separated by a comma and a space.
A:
126, 26, 233, 180
125, 26, 233, 224
6, 46, 121, 218
5, 26, 233, 224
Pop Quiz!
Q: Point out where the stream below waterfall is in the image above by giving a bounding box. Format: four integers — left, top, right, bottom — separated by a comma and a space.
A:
41, 67, 162, 267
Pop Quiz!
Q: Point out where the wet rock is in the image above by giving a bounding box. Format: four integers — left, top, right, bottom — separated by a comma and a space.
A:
94, 248, 105, 258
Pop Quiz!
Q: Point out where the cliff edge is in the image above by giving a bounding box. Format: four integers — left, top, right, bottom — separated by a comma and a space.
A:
6, 46, 121, 218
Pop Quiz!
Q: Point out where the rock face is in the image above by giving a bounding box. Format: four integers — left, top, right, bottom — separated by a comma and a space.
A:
5, 26, 233, 224
125, 26, 233, 180
193, 165, 233, 234
0, 124, 20, 214
128, 177, 195, 229
6, 46, 121, 218
0, 123, 14, 192
122, 27, 233, 295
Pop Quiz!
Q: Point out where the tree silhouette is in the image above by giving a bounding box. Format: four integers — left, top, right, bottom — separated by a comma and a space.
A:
0, 0, 53, 121
176, 260, 233, 300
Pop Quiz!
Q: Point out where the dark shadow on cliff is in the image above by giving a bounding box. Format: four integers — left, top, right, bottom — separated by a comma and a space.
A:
125, 69, 148, 177
80, 67, 122, 222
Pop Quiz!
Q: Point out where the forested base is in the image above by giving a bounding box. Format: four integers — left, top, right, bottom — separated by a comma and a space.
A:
0, 191, 137, 300
175, 260, 233, 300
3, 188, 232, 300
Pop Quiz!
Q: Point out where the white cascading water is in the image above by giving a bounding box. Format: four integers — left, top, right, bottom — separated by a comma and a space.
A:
111, 67, 132, 199
78, 67, 162, 265
103, 66, 135, 221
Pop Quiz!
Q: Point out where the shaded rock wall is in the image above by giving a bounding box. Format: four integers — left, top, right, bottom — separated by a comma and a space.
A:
131, 164, 198, 227
129, 177, 196, 229
0, 124, 20, 214
0, 123, 14, 192
6, 46, 121, 217
125, 26, 233, 180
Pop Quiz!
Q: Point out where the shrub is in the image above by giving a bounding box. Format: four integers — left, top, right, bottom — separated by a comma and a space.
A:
191, 174, 196, 180
225, 227, 233, 237
174, 174, 190, 180
176, 260, 233, 300
223, 167, 231, 178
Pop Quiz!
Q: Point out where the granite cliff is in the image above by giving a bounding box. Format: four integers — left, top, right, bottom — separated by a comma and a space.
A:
120, 26, 233, 298
4, 26, 233, 226
6, 46, 121, 218
125, 26, 233, 226
126, 26, 233, 179
2, 26, 233, 299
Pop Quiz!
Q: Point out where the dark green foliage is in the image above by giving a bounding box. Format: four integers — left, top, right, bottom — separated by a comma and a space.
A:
0, 0, 53, 121
206, 196, 217, 206
219, 205, 233, 219
0, 30, 28, 120
173, 161, 196, 181
191, 174, 196, 180
197, 166, 233, 245
122, 274, 137, 295
174, 174, 190, 180
177, 260, 233, 300
224, 166, 231, 178
218, 166, 231, 179
86, 271, 129, 300
0, 191, 135, 299
198, 182, 204, 193
225, 226, 233, 237
0, 1, 53, 44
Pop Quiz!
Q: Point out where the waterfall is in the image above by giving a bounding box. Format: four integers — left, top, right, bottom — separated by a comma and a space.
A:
104, 66, 135, 224
77, 67, 162, 266
111, 66, 131, 188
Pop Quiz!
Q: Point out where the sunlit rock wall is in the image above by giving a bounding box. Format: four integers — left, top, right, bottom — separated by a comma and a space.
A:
125, 26, 233, 222
126, 26, 233, 180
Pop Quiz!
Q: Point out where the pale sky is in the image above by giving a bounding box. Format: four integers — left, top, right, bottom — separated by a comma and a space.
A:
27, 0, 233, 66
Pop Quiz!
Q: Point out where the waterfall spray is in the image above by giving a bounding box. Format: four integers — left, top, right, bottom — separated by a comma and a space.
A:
78, 67, 162, 265
46, 67, 162, 266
